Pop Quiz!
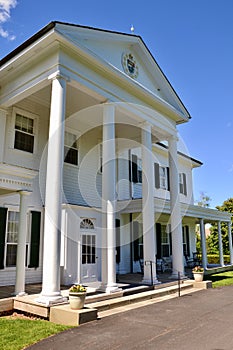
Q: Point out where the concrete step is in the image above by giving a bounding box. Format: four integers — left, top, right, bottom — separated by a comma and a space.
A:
85, 280, 194, 313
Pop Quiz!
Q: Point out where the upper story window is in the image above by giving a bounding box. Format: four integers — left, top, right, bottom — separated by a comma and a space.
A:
64, 131, 79, 166
179, 173, 187, 195
154, 163, 170, 190
14, 113, 34, 153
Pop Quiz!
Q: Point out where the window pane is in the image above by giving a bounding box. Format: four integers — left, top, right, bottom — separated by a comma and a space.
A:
6, 245, 17, 267
14, 131, 34, 153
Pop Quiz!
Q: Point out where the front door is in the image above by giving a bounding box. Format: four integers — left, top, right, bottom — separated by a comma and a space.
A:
81, 233, 97, 283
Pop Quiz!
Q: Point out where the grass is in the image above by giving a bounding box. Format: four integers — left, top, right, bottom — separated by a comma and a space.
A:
206, 271, 233, 288
2, 271, 233, 349
0, 317, 72, 350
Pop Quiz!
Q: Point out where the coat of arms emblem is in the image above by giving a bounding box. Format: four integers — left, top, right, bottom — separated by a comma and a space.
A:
122, 52, 139, 79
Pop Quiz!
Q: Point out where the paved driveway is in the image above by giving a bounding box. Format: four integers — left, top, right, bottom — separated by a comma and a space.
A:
27, 286, 233, 350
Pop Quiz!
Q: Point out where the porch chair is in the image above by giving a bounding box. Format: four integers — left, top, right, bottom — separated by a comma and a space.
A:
185, 252, 201, 268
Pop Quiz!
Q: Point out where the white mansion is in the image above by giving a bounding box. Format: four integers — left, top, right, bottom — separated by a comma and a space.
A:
0, 22, 232, 305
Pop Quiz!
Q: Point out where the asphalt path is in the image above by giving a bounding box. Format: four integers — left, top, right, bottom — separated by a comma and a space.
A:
27, 286, 233, 350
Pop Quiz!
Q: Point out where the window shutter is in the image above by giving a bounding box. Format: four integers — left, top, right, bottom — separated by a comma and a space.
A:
154, 163, 160, 189
183, 173, 187, 196
132, 155, 138, 183
0, 208, 7, 269
166, 167, 170, 191
115, 219, 121, 264
156, 223, 162, 259
29, 211, 41, 268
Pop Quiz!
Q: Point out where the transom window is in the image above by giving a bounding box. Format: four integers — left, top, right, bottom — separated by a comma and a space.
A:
64, 131, 79, 165
80, 218, 94, 230
14, 113, 34, 153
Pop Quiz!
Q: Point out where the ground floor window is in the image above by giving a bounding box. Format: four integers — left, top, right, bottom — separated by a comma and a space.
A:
6, 211, 19, 267
161, 225, 170, 257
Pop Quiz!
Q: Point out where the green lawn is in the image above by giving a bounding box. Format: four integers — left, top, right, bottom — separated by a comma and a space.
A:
0, 317, 72, 350
207, 271, 233, 288
2, 271, 233, 349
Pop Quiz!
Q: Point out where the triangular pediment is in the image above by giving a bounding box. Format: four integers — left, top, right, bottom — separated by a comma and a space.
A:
55, 22, 190, 121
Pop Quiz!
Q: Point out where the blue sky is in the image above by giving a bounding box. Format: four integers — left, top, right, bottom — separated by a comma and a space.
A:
0, 0, 233, 208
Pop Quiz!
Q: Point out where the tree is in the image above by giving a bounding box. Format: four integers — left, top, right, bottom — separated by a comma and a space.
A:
207, 198, 233, 255
197, 191, 212, 208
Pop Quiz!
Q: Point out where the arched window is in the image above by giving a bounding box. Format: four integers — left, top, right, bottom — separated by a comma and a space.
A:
80, 218, 94, 230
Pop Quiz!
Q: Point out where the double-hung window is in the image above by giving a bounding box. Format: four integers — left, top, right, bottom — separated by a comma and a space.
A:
14, 113, 34, 153
6, 211, 19, 267
154, 163, 170, 190
64, 131, 79, 166
179, 173, 187, 195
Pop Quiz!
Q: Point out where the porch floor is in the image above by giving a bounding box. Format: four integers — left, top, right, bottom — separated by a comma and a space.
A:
0, 271, 192, 300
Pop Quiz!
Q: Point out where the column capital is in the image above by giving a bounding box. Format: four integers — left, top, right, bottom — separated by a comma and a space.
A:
48, 70, 70, 82
139, 121, 152, 132
18, 190, 32, 196
168, 134, 179, 143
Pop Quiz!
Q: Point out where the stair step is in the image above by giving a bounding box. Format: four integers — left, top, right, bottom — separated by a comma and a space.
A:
86, 281, 193, 312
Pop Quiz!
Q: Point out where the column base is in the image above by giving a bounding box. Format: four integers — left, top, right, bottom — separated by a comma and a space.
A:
35, 293, 68, 306
169, 272, 186, 280
15, 291, 28, 297
142, 278, 160, 286
98, 283, 122, 294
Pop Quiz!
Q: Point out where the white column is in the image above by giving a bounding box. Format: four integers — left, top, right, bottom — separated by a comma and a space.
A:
37, 71, 67, 305
168, 136, 184, 277
101, 103, 118, 292
218, 221, 224, 267
200, 219, 207, 269
15, 191, 31, 296
228, 221, 233, 265
141, 122, 158, 284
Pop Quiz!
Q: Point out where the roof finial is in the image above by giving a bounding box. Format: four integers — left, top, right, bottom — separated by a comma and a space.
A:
130, 24, 135, 34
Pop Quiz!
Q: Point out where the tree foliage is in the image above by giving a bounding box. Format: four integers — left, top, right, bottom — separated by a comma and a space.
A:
207, 198, 233, 255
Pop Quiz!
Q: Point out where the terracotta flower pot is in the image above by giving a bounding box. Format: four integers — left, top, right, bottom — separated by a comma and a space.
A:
69, 292, 86, 309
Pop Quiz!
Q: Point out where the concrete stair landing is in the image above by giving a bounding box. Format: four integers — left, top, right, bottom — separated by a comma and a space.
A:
0, 279, 212, 326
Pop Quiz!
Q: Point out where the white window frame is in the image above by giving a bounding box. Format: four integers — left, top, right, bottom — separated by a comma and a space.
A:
4, 210, 30, 268
159, 166, 168, 190
11, 107, 38, 155
161, 224, 170, 257
64, 129, 80, 166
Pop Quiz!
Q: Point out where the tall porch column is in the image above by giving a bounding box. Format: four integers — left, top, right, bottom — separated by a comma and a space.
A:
141, 122, 157, 284
38, 71, 67, 305
101, 103, 118, 293
200, 219, 207, 269
168, 136, 184, 277
15, 191, 31, 296
217, 221, 224, 267
228, 221, 233, 265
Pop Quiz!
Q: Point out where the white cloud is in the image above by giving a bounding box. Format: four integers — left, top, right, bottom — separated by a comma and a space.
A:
0, 0, 17, 39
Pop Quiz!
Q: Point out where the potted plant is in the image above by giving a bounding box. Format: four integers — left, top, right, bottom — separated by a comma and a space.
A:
69, 284, 87, 310
192, 266, 204, 282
